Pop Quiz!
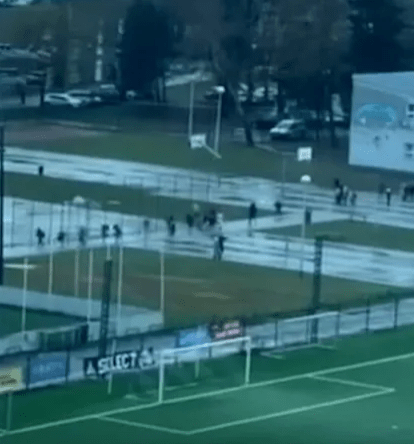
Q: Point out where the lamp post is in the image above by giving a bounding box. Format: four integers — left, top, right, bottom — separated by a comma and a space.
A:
188, 80, 195, 143
311, 233, 344, 341
213, 86, 225, 156
299, 174, 311, 277
280, 152, 296, 198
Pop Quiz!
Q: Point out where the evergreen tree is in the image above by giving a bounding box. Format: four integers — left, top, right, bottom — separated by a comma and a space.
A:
348, 0, 407, 73
120, 0, 174, 94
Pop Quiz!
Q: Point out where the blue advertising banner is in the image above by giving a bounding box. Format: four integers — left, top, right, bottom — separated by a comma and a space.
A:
29, 355, 67, 385
178, 326, 211, 348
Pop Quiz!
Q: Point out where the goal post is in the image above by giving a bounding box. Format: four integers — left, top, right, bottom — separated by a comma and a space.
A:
158, 336, 252, 404
274, 311, 341, 354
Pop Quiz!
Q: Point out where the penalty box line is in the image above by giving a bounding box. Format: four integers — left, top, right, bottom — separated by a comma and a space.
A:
185, 387, 395, 436
5, 351, 414, 438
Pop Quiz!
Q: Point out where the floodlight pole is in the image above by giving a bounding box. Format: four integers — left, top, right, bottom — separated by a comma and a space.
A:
214, 88, 225, 155
188, 81, 195, 142
299, 175, 311, 278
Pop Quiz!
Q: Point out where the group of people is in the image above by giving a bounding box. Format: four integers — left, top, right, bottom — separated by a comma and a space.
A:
35, 223, 123, 247
334, 179, 357, 207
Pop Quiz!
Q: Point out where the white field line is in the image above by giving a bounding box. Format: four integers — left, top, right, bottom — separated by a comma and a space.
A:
6, 350, 414, 437
309, 374, 394, 392
260, 351, 285, 360
98, 416, 188, 436
185, 388, 395, 435
262, 342, 337, 357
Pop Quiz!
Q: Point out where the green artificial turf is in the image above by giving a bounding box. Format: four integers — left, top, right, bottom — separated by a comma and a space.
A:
5, 247, 395, 329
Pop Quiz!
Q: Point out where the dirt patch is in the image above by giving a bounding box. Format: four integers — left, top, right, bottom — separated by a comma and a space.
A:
5, 124, 105, 144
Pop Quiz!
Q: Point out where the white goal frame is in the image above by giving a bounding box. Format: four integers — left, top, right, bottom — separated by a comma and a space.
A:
158, 336, 251, 404
270, 311, 341, 355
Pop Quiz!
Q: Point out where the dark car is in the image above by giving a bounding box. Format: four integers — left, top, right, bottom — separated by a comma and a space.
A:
92, 84, 121, 104
254, 109, 280, 130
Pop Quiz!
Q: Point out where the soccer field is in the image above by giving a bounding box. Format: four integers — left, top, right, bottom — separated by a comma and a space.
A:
264, 220, 414, 253
0, 326, 413, 444
0, 304, 83, 337
4, 248, 393, 329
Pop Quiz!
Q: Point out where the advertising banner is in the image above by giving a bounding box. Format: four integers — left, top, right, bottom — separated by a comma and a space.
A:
178, 326, 211, 348
209, 318, 244, 341
0, 367, 24, 393
29, 355, 67, 385
349, 72, 414, 173
83, 348, 156, 377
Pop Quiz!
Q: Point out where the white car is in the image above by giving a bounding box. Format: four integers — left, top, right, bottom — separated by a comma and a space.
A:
269, 119, 308, 140
44, 93, 87, 108
66, 89, 102, 106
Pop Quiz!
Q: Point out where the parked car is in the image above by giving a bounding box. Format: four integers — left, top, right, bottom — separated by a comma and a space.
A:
92, 84, 120, 104
44, 93, 88, 108
126, 90, 154, 101
254, 108, 280, 130
269, 119, 309, 140
66, 89, 102, 106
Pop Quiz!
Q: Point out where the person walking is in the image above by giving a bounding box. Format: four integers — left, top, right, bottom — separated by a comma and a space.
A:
350, 191, 357, 207
342, 185, 349, 206
334, 186, 341, 205
36, 228, 45, 246
113, 224, 122, 241
213, 234, 226, 260
248, 202, 257, 230
385, 187, 392, 207
274, 200, 282, 215
167, 216, 176, 237
186, 214, 194, 235
78, 227, 87, 246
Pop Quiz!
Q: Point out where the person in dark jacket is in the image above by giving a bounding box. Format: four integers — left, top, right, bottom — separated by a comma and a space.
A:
186, 214, 194, 234
385, 187, 392, 207
248, 202, 257, 229
36, 227, 45, 246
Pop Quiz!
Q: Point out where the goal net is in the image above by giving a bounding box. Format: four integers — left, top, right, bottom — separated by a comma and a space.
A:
264, 312, 341, 357
158, 336, 251, 403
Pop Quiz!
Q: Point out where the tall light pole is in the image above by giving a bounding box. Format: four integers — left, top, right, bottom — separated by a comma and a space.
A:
213, 86, 225, 156
299, 174, 311, 277
188, 80, 195, 143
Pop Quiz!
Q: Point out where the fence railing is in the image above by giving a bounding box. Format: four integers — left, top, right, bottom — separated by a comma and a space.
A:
1, 290, 414, 392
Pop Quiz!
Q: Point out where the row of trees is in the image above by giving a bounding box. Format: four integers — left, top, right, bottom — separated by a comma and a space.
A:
119, 0, 414, 145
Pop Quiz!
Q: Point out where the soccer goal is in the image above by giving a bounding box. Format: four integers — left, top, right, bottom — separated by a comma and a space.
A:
262, 311, 341, 359
158, 336, 251, 403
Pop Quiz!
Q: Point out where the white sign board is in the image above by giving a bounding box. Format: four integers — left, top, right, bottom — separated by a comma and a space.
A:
190, 134, 207, 149
349, 72, 414, 173
297, 147, 312, 162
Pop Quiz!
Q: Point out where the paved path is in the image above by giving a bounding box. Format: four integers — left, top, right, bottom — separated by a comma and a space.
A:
3, 146, 414, 289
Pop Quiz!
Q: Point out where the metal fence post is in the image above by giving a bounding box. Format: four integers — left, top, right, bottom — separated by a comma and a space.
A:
48, 203, 53, 245
365, 299, 370, 333
65, 349, 70, 383
10, 199, 16, 248
394, 296, 400, 329
68, 203, 72, 242
335, 306, 341, 338
26, 354, 31, 389
274, 317, 279, 348
29, 202, 35, 246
